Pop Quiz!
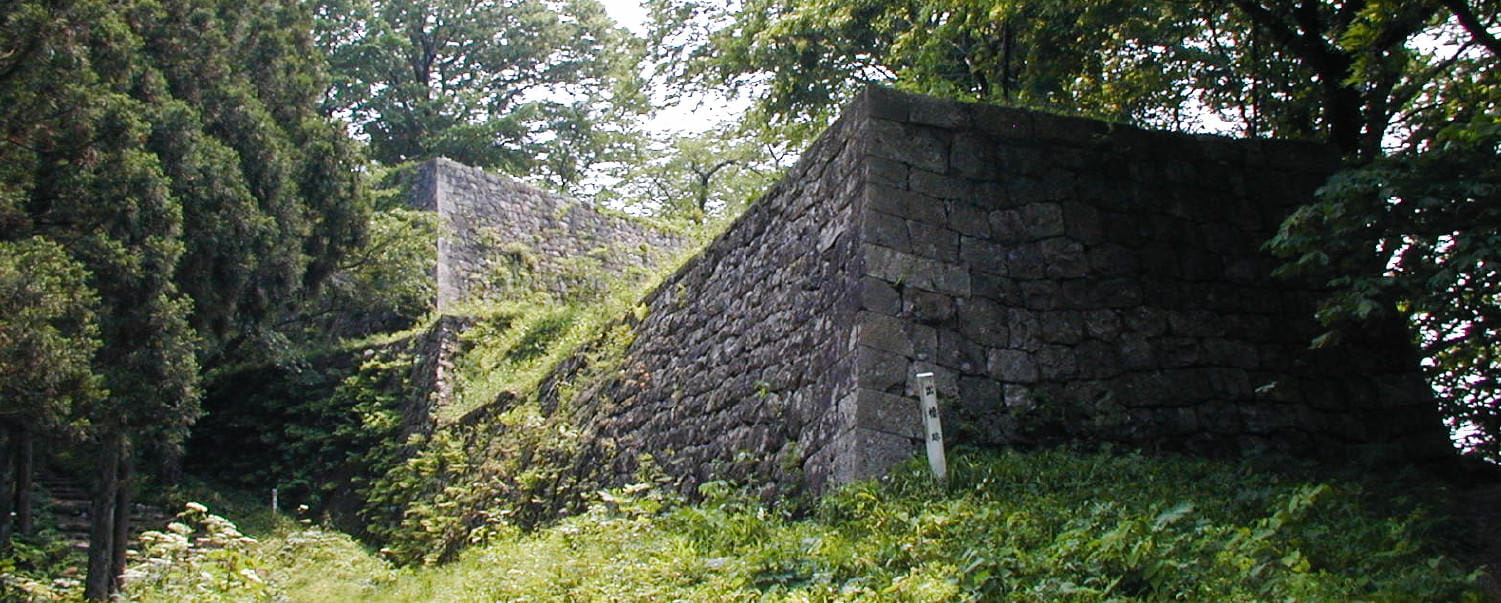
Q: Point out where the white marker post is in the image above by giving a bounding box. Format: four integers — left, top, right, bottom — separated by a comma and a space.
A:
915, 372, 947, 482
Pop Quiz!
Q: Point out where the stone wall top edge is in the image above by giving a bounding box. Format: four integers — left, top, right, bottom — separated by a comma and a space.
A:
855, 85, 1339, 169
428, 157, 568, 203
421, 157, 680, 236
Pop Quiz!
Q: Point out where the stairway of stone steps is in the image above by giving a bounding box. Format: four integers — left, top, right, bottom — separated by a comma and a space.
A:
32, 473, 173, 553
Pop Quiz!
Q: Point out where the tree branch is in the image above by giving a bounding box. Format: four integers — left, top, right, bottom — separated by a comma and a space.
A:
1438, 0, 1501, 57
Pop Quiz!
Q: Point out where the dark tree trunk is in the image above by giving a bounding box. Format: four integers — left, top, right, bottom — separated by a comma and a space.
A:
0, 423, 13, 550
1322, 78, 1366, 157
1438, 0, 1501, 57
84, 429, 122, 601
15, 425, 33, 535
157, 448, 182, 487
1000, 21, 1014, 103
109, 451, 133, 584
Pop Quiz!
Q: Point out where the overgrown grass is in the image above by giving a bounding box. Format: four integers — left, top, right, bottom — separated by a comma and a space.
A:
356, 225, 721, 562
438, 228, 716, 424
118, 447, 1485, 602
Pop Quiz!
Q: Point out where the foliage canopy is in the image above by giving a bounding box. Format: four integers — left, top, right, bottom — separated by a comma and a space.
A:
0, 0, 368, 594
314, 0, 651, 185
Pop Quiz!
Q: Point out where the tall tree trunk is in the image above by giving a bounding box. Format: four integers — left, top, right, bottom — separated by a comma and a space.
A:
158, 447, 182, 487
1323, 82, 1365, 158
0, 422, 13, 551
15, 425, 33, 535
1000, 21, 1014, 103
109, 450, 133, 585
84, 428, 122, 601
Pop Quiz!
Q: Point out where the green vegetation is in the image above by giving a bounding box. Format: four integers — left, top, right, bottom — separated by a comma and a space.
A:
0, 0, 368, 594
103, 448, 1484, 601
600, 124, 788, 224
651, 0, 1501, 456
313, 0, 649, 185
358, 238, 710, 565
185, 332, 419, 533
3, 0, 1497, 598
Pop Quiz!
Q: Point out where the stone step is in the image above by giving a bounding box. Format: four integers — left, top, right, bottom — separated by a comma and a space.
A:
30, 473, 175, 554
50, 499, 91, 514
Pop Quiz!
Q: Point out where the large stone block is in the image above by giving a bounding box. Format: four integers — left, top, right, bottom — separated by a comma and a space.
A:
865, 245, 972, 295
859, 276, 902, 315
863, 209, 911, 249
987, 348, 1039, 383
904, 289, 956, 323
868, 119, 949, 174
815, 427, 919, 489
911, 169, 973, 200
956, 297, 1009, 346
952, 131, 1002, 180
856, 389, 923, 438
868, 183, 947, 224
905, 219, 960, 262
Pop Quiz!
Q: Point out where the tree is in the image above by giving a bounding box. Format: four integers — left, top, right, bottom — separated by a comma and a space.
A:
647, 0, 1216, 142
136, 0, 369, 366
0, 0, 368, 596
647, 0, 1463, 156
1267, 16, 1500, 458
600, 125, 782, 224
290, 165, 441, 344
0, 238, 102, 548
315, 0, 650, 185
1219, 0, 1444, 159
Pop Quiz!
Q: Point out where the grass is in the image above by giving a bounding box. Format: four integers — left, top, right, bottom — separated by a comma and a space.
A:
436, 226, 717, 424
112, 447, 1484, 602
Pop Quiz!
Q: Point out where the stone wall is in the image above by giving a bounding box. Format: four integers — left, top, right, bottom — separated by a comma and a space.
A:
846, 88, 1452, 477
546, 110, 869, 500
537, 87, 1455, 498
411, 158, 683, 308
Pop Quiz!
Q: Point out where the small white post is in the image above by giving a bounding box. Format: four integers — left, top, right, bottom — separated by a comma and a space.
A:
271, 487, 279, 514
915, 372, 947, 482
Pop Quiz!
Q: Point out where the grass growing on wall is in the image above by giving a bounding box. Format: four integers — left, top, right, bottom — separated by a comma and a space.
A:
354, 226, 726, 564
115, 447, 1483, 602
438, 227, 716, 425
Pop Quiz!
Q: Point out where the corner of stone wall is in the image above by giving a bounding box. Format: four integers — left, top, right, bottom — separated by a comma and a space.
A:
407, 158, 441, 212
834, 86, 1455, 485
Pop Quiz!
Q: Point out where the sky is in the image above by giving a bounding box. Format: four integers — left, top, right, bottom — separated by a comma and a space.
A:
598, 0, 749, 135
600, 0, 649, 34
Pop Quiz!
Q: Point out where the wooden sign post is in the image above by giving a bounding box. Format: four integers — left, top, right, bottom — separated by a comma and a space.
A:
915, 372, 947, 482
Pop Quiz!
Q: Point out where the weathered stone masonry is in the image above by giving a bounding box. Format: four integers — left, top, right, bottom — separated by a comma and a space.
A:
543, 87, 1455, 498
411, 158, 683, 308
846, 87, 1451, 474
546, 109, 868, 500
403, 159, 684, 436
545, 87, 1456, 497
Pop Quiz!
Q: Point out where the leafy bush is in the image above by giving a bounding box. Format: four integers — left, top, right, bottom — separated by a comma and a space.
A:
792, 448, 1481, 601
0, 531, 88, 600
183, 447, 1483, 602
122, 503, 268, 601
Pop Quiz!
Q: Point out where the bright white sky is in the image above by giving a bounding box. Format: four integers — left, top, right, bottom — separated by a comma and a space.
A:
598, 0, 749, 135
600, 0, 649, 34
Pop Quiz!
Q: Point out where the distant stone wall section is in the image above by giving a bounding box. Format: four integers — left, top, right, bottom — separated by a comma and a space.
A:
411, 158, 683, 308
539, 87, 1455, 499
